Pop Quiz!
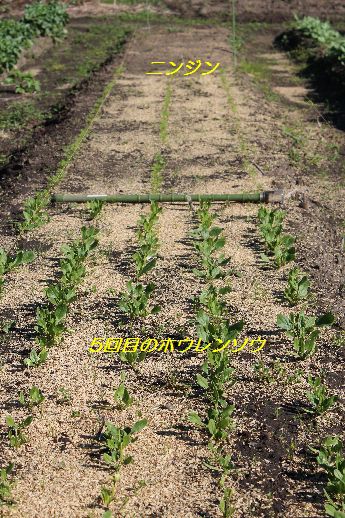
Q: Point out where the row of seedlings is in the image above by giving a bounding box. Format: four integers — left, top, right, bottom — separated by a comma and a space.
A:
257, 206, 342, 517
188, 201, 243, 516
94, 202, 162, 516
1, 223, 99, 510
117, 201, 162, 367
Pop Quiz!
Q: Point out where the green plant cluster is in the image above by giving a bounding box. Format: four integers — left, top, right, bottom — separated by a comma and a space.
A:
258, 206, 296, 268
119, 203, 161, 317
0, 463, 14, 507
293, 16, 345, 66
0, 1, 69, 75
0, 248, 35, 296
25, 226, 99, 367
99, 419, 147, 508
276, 311, 334, 359
189, 202, 241, 516
311, 436, 345, 517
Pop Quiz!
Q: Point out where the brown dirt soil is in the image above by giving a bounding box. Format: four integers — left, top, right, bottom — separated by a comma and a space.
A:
0, 17, 344, 518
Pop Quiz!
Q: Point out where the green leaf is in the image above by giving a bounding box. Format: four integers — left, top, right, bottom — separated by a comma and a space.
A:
276, 314, 290, 330
131, 419, 147, 434
188, 412, 202, 427
196, 374, 209, 389
316, 312, 335, 327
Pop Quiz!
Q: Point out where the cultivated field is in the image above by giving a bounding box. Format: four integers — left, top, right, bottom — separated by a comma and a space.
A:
0, 1, 344, 517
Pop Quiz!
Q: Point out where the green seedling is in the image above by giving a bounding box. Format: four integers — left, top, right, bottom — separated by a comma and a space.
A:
197, 285, 231, 318
0, 248, 35, 294
119, 350, 146, 368
114, 373, 134, 409
18, 386, 44, 409
24, 347, 48, 367
306, 376, 338, 415
205, 443, 234, 485
17, 191, 50, 233
58, 387, 71, 405
0, 320, 15, 344
35, 304, 67, 347
196, 309, 243, 345
198, 350, 236, 407
60, 258, 86, 287
311, 436, 345, 516
258, 206, 285, 250
119, 281, 160, 319
87, 199, 104, 220
189, 401, 235, 443
261, 233, 296, 268
6, 415, 33, 448
284, 267, 310, 305
132, 247, 157, 279
100, 485, 116, 507
0, 463, 14, 507
102, 419, 147, 472
4, 69, 40, 93
277, 311, 334, 359
219, 487, 235, 518
45, 283, 76, 307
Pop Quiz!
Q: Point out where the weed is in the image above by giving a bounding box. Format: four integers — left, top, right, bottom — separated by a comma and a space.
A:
58, 387, 72, 405
284, 267, 310, 305
6, 415, 33, 448
306, 376, 338, 415
0, 102, 44, 130
277, 311, 335, 358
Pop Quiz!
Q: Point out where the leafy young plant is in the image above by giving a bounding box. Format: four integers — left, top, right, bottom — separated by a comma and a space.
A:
189, 401, 235, 443
87, 199, 104, 220
35, 304, 67, 348
0, 463, 14, 507
6, 415, 33, 448
17, 190, 50, 233
119, 281, 160, 319
4, 69, 40, 93
305, 376, 338, 415
24, 346, 48, 368
114, 373, 134, 409
277, 311, 335, 359
311, 436, 345, 517
18, 386, 44, 409
101, 419, 147, 472
258, 206, 285, 250
284, 267, 310, 305
0, 248, 35, 294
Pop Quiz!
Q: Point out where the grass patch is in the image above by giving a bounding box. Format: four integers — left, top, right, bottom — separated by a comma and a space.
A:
0, 102, 44, 130
238, 59, 280, 102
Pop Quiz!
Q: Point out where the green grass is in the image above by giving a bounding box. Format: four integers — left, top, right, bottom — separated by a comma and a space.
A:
238, 59, 280, 102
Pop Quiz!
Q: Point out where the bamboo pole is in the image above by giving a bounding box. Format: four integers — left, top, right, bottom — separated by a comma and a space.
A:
51, 191, 283, 204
